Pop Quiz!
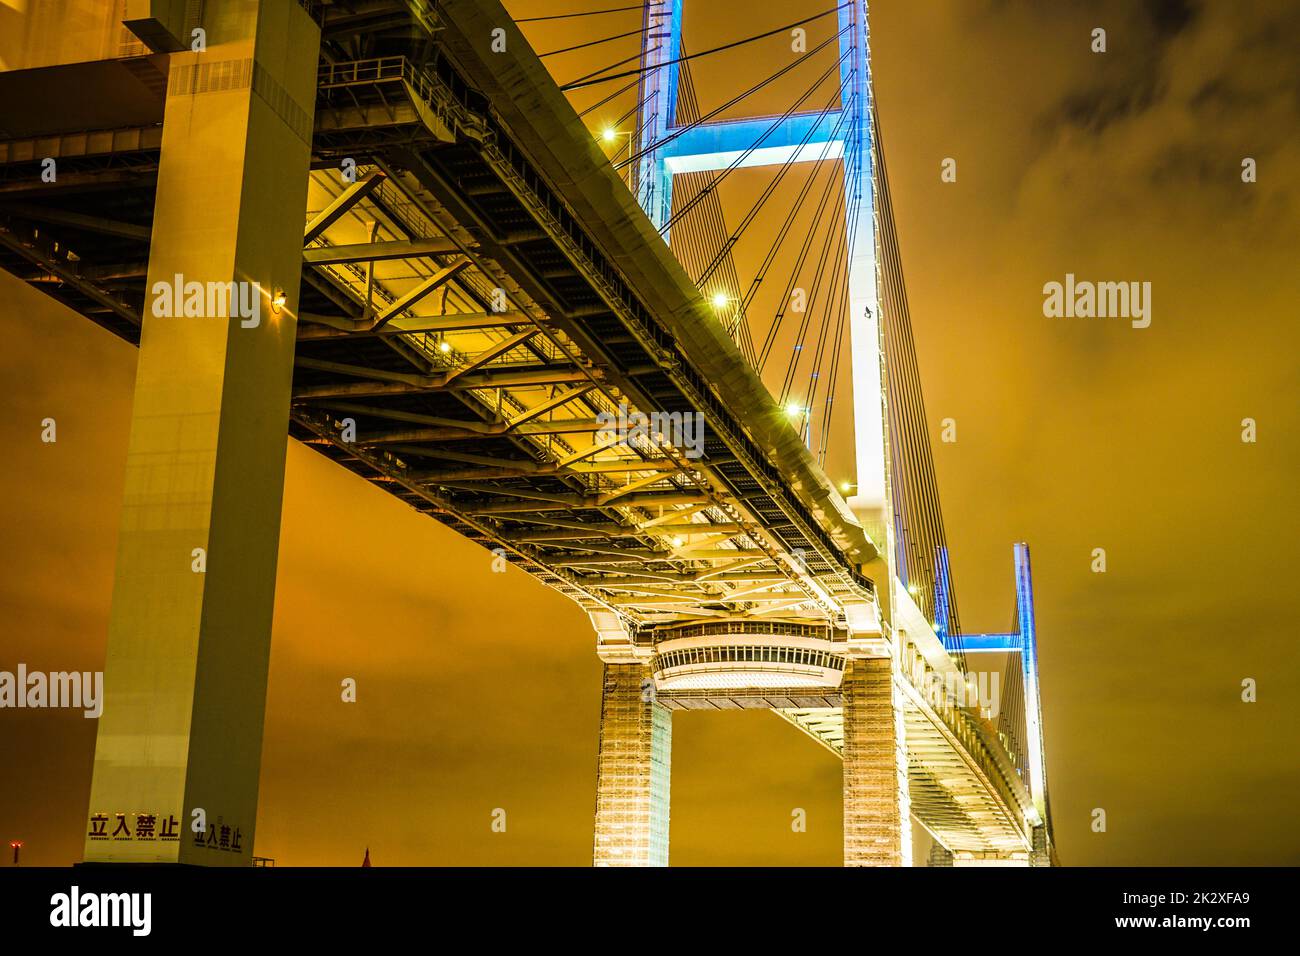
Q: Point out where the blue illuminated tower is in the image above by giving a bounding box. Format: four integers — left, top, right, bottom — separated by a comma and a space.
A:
633, 0, 887, 536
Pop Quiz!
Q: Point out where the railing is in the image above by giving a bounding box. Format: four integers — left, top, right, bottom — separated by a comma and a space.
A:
318, 56, 409, 89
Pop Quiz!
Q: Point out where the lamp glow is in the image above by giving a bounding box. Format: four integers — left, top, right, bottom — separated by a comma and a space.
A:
439, 340, 452, 353
602, 127, 617, 143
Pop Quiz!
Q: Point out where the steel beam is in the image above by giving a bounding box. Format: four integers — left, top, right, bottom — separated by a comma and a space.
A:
0, 202, 151, 241
303, 236, 459, 265
460, 492, 707, 515
371, 257, 471, 328
442, 328, 536, 382
297, 309, 535, 338
290, 366, 589, 398
303, 169, 386, 243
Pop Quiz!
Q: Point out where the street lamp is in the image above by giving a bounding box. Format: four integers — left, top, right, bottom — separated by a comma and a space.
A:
785, 402, 812, 450
596, 127, 635, 187
597, 127, 633, 150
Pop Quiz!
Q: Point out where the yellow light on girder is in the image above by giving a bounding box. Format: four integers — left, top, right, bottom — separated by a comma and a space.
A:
439, 340, 452, 353
711, 292, 729, 309
907, 583, 919, 595
785, 403, 804, 417
271, 289, 287, 313
671, 536, 684, 548
602, 127, 617, 143
840, 481, 853, 493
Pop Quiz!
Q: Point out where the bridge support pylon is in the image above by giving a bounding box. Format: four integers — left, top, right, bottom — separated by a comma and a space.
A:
592, 663, 672, 867
82, 1, 319, 865
842, 656, 912, 866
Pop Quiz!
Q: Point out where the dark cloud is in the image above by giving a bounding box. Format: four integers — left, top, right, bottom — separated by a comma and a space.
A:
1144, 0, 1199, 39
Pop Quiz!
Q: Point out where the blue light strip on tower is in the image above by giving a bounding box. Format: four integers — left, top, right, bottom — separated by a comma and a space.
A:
1014, 542, 1049, 825
659, 112, 845, 172
934, 544, 952, 645
959, 633, 1021, 653
635, 0, 682, 233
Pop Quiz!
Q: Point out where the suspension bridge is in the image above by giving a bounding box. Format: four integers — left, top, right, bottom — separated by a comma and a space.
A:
0, 0, 1054, 866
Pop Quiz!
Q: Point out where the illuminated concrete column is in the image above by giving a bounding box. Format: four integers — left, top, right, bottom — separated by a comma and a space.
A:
83, 1, 319, 865
1030, 825, 1051, 867
593, 663, 671, 867
842, 656, 911, 866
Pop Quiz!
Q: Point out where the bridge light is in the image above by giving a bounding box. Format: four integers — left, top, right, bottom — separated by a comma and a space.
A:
602, 127, 617, 143
271, 288, 287, 313
439, 340, 451, 353
711, 291, 730, 310
907, 583, 919, 595
670, 536, 684, 548
840, 480, 854, 493
784, 403, 804, 417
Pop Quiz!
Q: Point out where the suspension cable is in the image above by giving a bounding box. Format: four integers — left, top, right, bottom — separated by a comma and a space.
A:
561, 2, 849, 91
539, 24, 662, 59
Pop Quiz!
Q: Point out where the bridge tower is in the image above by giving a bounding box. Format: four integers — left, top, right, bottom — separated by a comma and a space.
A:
589, 0, 913, 867
953, 544, 1056, 866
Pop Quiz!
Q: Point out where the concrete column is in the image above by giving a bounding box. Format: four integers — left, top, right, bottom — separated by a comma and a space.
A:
83, 1, 319, 865
1030, 824, 1052, 867
593, 663, 671, 866
842, 657, 911, 866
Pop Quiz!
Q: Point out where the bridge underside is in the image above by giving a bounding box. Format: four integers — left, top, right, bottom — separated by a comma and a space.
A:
0, 9, 875, 639
780, 704, 1028, 856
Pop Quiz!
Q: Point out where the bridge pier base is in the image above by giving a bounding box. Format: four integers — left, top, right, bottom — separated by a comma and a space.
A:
82, 2, 319, 865
842, 657, 912, 866
592, 663, 671, 866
